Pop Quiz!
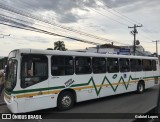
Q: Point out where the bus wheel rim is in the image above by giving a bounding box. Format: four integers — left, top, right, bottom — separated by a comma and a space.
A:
139, 84, 143, 92
61, 96, 72, 107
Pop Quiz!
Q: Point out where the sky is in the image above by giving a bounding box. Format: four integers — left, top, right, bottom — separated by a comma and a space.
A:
0, 0, 160, 56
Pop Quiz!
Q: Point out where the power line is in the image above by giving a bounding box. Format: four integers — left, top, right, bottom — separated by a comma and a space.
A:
0, 13, 73, 37
1, 1, 156, 46
0, 3, 131, 46
98, 0, 156, 41
20, 0, 110, 41
13, 0, 133, 45
98, 0, 141, 25
88, 7, 128, 27
0, 4, 110, 42
0, 1, 155, 48
0, 22, 100, 45
0, 13, 107, 45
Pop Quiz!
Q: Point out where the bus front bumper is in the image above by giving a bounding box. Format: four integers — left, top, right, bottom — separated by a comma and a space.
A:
4, 96, 18, 113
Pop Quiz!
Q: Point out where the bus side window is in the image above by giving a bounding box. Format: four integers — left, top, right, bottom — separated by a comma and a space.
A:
92, 57, 106, 74
21, 54, 48, 88
143, 60, 152, 71
51, 56, 74, 76
130, 59, 136, 72
130, 59, 142, 72
75, 57, 91, 75
152, 60, 157, 71
137, 59, 142, 71
119, 58, 130, 72
107, 58, 119, 73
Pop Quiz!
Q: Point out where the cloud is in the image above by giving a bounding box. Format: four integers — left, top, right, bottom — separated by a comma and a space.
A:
101, 0, 140, 8
101, 0, 160, 13
57, 12, 80, 23
0, 0, 98, 23
1, 0, 160, 24
22, 36, 50, 43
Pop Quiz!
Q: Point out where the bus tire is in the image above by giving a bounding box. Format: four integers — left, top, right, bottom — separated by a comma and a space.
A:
137, 81, 145, 94
57, 91, 75, 111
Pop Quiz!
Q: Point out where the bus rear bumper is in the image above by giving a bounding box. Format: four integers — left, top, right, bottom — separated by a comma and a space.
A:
4, 97, 18, 113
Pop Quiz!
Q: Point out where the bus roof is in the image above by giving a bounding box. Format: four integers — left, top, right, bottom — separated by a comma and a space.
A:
13, 48, 158, 60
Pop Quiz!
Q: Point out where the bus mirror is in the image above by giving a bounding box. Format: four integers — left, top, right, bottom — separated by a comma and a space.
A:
4, 65, 7, 73
27, 60, 32, 70
5, 65, 9, 80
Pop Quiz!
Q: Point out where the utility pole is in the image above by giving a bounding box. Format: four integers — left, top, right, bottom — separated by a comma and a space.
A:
97, 45, 100, 53
152, 40, 160, 57
128, 24, 142, 55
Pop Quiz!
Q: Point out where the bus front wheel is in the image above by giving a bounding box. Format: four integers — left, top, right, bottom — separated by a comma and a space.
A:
137, 81, 145, 94
57, 91, 75, 111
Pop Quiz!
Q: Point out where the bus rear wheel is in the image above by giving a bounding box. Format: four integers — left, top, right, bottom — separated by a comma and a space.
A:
137, 82, 145, 94
57, 91, 74, 111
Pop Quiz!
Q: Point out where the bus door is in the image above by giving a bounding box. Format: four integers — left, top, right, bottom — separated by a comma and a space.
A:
104, 58, 133, 95
152, 60, 159, 84
142, 60, 154, 88
147, 60, 159, 86
117, 58, 133, 93
21, 54, 50, 112
130, 59, 144, 89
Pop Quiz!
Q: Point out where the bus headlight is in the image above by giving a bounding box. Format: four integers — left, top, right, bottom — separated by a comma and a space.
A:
10, 96, 14, 102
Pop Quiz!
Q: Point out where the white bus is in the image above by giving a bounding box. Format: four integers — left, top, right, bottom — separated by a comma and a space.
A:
4, 49, 159, 113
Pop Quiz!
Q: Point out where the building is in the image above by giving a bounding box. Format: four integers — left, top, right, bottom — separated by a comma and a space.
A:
70, 44, 153, 56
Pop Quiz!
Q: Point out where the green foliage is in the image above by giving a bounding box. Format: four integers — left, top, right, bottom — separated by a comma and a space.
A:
54, 41, 67, 51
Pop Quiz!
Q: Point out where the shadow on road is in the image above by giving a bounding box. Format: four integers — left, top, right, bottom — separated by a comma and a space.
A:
32, 86, 158, 114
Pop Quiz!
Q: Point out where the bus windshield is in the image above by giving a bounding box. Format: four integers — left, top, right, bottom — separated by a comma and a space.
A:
5, 59, 17, 93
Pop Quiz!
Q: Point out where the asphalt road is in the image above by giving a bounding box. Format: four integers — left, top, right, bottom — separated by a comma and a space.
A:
0, 85, 159, 122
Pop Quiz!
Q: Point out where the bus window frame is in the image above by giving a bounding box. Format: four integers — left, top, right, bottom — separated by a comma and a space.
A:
51, 55, 74, 76
107, 58, 119, 73
142, 59, 152, 71
119, 58, 130, 72
130, 59, 142, 72
92, 57, 106, 74
20, 54, 48, 88
152, 60, 157, 71
75, 56, 92, 75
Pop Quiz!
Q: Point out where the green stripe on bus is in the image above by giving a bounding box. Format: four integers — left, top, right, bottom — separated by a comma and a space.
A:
71, 83, 88, 87
9, 75, 159, 95
144, 76, 157, 79
12, 86, 65, 94
71, 75, 135, 95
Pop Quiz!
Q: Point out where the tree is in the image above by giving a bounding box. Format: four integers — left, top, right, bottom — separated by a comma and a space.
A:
54, 41, 67, 51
